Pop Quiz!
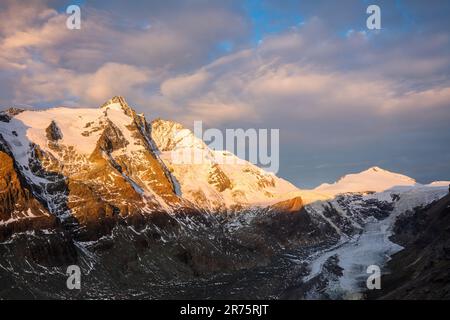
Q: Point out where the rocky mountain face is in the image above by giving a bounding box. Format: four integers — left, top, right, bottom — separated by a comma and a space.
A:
0, 143, 56, 241
0, 97, 448, 299
0, 97, 189, 241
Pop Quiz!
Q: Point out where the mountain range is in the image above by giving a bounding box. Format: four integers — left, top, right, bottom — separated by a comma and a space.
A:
0, 97, 449, 299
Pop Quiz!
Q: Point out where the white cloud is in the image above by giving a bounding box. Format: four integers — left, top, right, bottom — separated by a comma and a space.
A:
80, 63, 151, 104
161, 71, 209, 100
15, 62, 150, 106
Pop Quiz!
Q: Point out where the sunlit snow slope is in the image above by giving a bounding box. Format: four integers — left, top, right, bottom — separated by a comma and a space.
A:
151, 119, 302, 211
314, 166, 418, 196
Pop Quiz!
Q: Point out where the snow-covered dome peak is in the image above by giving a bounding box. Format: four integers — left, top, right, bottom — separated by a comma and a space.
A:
315, 166, 417, 196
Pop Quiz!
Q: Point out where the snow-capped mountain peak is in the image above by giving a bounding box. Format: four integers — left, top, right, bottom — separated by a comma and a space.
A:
366, 166, 386, 173
315, 166, 417, 196
0, 97, 182, 230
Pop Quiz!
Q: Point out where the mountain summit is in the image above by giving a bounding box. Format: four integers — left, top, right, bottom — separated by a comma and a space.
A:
0, 97, 186, 239
315, 166, 417, 196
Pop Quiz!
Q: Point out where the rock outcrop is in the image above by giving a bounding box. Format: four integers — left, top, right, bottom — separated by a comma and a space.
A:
0, 147, 55, 241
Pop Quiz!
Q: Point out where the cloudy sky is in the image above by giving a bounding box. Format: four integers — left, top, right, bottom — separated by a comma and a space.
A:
1, 0, 449, 188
